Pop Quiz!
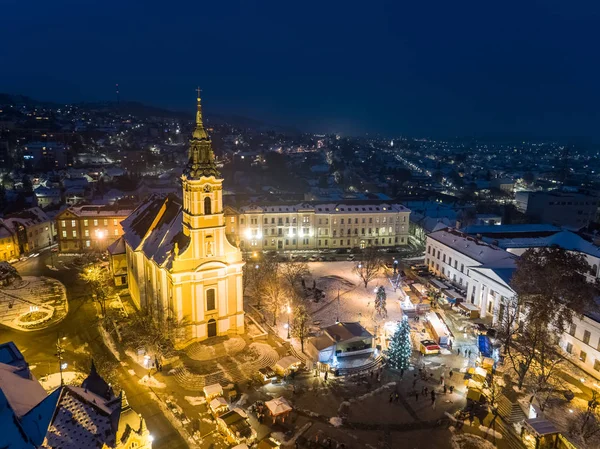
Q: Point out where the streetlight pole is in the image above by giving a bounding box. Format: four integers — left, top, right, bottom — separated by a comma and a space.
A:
55, 333, 66, 386
335, 287, 340, 323
287, 305, 291, 339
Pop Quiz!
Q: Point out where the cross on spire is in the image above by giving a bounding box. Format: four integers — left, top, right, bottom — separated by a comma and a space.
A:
196, 86, 202, 100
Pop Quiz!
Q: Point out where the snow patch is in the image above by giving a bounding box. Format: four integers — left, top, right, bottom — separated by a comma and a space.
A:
451, 434, 496, 449
139, 375, 166, 388
329, 417, 343, 427
185, 396, 206, 406
479, 425, 503, 439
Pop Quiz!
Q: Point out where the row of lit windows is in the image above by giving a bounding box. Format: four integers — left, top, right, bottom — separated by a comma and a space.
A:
61, 218, 119, 227
62, 229, 119, 238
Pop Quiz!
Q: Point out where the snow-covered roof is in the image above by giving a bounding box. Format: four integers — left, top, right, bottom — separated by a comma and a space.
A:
107, 236, 125, 255
43, 386, 119, 449
3, 207, 50, 229
121, 194, 188, 269
67, 204, 133, 217
0, 362, 47, 417
324, 322, 373, 343
462, 224, 561, 235
485, 230, 600, 259
275, 356, 301, 371
427, 228, 518, 266
239, 202, 409, 214
265, 397, 292, 416
203, 383, 224, 397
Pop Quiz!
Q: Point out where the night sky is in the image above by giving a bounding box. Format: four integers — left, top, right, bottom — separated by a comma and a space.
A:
2, 0, 600, 140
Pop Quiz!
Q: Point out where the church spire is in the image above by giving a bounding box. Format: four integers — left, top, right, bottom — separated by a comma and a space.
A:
185, 89, 219, 179
192, 87, 208, 140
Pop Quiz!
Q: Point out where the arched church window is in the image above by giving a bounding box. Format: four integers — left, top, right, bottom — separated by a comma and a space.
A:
204, 197, 212, 215
206, 288, 216, 311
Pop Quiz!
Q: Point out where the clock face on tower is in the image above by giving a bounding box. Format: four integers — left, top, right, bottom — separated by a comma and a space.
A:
203, 185, 212, 193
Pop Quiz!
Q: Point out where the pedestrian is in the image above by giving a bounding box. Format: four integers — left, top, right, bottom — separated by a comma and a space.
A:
449, 385, 454, 394
440, 374, 444, 385
443, 385, 447, 394
449, 340, 453, 351
415, 391, 419, 402
431, 390, 436, 401
412, 379, 417, 388
467, 349, 471, 359
432, 398, 436, 410
400, 368, 404, 378
449, 370, 453, 379
324, 371, 328, 381
377, 374, 381, 383
457, 347, 461, 356
424, 386, 428, 395
395, 392, 399, 403
389, 393, 394, 403
371, 370, 374, 379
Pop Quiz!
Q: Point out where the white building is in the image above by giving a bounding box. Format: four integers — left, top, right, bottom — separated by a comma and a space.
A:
229, 202, 410, 252
559, 305, 600, 378
425, 228, 518, 323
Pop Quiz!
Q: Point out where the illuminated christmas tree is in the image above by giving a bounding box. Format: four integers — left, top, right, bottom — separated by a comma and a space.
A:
388, 316, 412, 371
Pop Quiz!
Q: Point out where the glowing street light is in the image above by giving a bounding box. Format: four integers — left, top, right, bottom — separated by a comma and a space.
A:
286, 304, 292, 339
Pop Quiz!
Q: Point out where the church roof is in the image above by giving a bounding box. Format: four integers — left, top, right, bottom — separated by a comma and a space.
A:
122, 193, 189, 269
81, 360, 113, 400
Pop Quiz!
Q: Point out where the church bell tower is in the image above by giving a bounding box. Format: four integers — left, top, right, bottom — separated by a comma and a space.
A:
181, 90, 226, 260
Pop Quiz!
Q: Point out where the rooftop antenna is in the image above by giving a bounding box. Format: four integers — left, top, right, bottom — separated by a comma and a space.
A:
115, 83, 120, 105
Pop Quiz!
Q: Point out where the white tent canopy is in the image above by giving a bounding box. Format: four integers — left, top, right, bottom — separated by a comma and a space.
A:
203, 383, 223, 398
265, 397, 292, 416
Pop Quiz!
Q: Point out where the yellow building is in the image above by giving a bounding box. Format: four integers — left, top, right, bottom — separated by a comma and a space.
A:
226, 202, 411, 251
122, 93, 244, 342
0, 222, 19, 262
56, 205, 133, 253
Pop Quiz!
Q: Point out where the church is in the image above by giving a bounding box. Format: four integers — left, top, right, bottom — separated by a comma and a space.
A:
120, 92, 245, 342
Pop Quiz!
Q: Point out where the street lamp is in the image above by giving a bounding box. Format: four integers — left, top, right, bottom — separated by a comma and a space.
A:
55, 333, 67, 386
286, 304, 291, 339
335, 287, 340, 323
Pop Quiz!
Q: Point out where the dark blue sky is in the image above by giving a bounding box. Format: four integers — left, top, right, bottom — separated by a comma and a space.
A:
2, 0, 600, 140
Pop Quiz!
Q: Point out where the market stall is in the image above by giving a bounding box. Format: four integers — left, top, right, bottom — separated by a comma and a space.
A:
458, 302, 480, 319
209, 396, 229, 417
265, 397, 293, 424
203, 383, 223, 400
274, 356, 301, 376
424, 312, 453, 346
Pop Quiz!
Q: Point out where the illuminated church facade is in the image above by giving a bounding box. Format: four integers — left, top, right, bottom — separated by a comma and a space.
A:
121, 93, 245, 341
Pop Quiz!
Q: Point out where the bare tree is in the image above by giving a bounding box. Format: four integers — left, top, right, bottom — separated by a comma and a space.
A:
529, 330, 564, 411
263, 270, 285, 326
511, 247, 599, 333
496, 295, 523, 355
280, 260, 310, 292
507, 321, 543, 390
291, 304, 311, 352
79, 264, 114, 318
569, 391, 600, 446
353, 246, 383, 289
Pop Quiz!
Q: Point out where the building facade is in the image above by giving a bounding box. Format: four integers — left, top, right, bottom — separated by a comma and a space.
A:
121, 94, 244, 342
56, 205, 133, 253
227, 202, 410, 252
3, 207, 55, 254
559, 307, 600, 379
515, 190, 598, 228
0, 222, 19, 262
425, 228, 518, 323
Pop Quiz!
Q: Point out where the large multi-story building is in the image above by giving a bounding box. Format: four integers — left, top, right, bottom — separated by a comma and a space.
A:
55, 205, 133, 253
425, 228, 518, 321
3, 207, 55, 254
226, 202, 410, 252
515, 190, 598, 228
22, 141, 69, 169
120, 93, 244, 342
559, 306, 600, 378
426, 226, 600, 379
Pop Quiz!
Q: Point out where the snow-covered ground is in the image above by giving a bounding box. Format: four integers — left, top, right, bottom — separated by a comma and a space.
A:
273, 261, 406, 344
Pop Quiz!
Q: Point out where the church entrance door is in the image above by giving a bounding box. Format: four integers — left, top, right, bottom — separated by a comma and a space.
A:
207, 319, 217, 338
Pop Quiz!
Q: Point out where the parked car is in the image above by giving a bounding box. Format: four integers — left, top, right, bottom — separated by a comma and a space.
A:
419, 340, 441, 355
346, 254, 355, 261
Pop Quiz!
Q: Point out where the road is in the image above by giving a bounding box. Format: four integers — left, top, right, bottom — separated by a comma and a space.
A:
1, 248, 188, 448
